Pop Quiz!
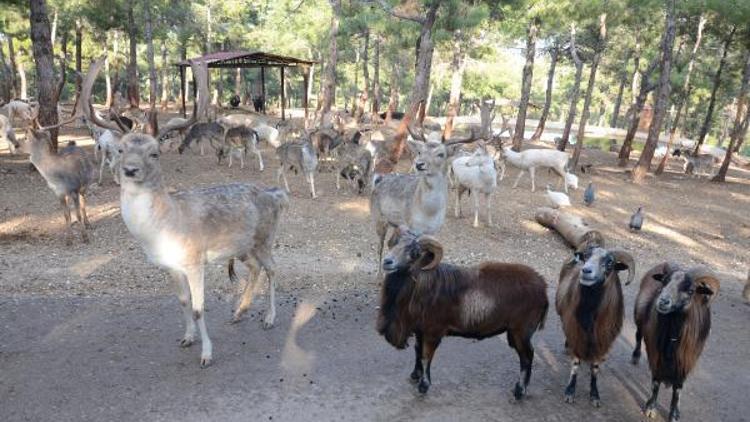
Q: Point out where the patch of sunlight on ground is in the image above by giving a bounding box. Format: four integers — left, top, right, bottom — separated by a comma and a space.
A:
282, 301, 319, 375
646, 222, 700, 249
336, 199, 369, 216
70, 254, 114, 278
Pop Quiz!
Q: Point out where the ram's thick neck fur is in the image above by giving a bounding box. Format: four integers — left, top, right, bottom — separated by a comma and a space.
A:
556, 259, 625, 362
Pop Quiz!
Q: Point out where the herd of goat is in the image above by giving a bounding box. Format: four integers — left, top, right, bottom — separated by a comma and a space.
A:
0, 59, 733, 422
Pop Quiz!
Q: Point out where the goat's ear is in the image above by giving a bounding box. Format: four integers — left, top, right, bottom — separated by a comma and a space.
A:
614, 262, 630, 272
652, 273, 666, 282
573, 252, 584, 263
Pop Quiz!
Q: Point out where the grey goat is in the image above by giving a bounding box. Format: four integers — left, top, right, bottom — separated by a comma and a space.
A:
276, 137, 319, 198
178, 122, 225, 155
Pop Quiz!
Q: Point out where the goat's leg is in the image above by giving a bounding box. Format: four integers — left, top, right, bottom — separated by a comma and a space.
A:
631, 328, 643, 364
589, 362, 601, 407
417, 336, 441, 394
510, 330, 534, 400
486, 192, 492, 226
277, 167, 291, 192
564, 357, 580, 403
200, 140, 205, 156
232, 259, 262, 323
170, 271, 197, 347
79, 193, 91, 229
308, 172, 317, 199
375, 222, 388, 277
454, 186, 461, 218
185, 265, 212, 367
410, 331, 424, 382
59, 196, 74, 245
255, 149, 264, 171
512, 170, 524, 189
336, 169, 341, 191
668, 386, 681, 422
644, 380, 661, 418
529, 167, 537, 192
254, 252, 277, 329
472, 189, 480, 228
98, 155, 106, 184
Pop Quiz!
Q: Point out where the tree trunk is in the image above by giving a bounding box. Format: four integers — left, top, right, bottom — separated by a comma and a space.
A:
0, 41, 9, 101
54, 30, 68, 103
319, 0, 340, 114
572, 56, 601, 169
632, 0, 677, 183
713, 51, 750, 182
144, 4, 158, 135
18, 53, 28, 100
655, 14, 706, 175
126, 3, 139, 109
379, 2, 439, 173
512, 17, 539, 151
7, 36, 19, 97
559, 24, 583, 151
618, 57, 659, 167
571, 13, 607, 169
531, 41, 559, 142
29, 0, 59, 148
234, 68, 241, 97
385, 59, 400, 123
479, 99, 496, 140
161, 41, 170, 110
356, 29, 369, 121
693, 26, 735, 155
610, 50, 631, 128
443, 30, 467, 139
372, 36, 381, 113
71, 19, 82, 115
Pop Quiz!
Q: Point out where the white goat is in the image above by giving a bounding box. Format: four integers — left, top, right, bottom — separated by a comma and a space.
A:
253, 123, 281, 148
1, 100, 37, 126
451, 145, 497, 227
565, 172, 579, 190
499, 145, 570, 192
0, 114, 19, 154
118, 133, 288, 367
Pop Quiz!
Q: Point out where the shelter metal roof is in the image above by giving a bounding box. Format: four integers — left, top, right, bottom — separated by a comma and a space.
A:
175, 50, 315, 69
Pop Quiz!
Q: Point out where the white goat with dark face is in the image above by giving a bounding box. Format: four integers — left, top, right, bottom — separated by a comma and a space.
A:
119, 133, 288, 367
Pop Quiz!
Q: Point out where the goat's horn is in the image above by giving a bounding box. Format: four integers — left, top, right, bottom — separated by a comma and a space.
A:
610, 249, 636, 285
686, 267, 720, 301
417, 235, 443, 271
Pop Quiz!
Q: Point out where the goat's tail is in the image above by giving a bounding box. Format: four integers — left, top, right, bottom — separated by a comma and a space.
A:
228, 259, 240, 283
536, 298, 549, 331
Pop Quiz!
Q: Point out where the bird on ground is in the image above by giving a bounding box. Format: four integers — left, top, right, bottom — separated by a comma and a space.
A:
583, 182, 595, 206
546, 185, 571, 209
629, 206, 644, 231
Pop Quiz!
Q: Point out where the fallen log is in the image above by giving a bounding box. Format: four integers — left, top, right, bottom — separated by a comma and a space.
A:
535, 207, 604, 251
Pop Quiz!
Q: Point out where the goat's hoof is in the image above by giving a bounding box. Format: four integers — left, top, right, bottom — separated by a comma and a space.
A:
668, 411, 680, 422
200, 356, 212, 368
564, 394, 575, 404
513, 383, 526, 400
180, 337, 195, 348
590, 397, 601, 408
229, 315, 243, 324
417, 379, 430, 394
262, 319, 275, 330
410, 370, 422, 382
643, 407, 658, 419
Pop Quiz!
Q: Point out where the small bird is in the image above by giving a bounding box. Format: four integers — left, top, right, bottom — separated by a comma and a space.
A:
629, 206, 644, 231
546, 185, 571, 209
583, 182, 595, 206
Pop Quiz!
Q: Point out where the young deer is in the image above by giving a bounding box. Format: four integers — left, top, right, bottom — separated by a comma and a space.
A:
119, 133, 288, 367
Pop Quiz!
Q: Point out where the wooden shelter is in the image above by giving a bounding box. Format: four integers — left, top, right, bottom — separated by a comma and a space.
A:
176, 51, 315, 120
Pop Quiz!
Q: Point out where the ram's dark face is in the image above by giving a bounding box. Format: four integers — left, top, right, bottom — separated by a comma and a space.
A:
382, 228, 420, 272
655, 271, 695, 314
574, 247, 615, 287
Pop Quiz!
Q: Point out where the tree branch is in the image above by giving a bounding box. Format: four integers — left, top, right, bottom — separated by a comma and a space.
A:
367, 0, 425, 24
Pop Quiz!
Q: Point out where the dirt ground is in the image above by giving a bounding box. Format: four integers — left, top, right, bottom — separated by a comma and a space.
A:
1, 116, 749, 422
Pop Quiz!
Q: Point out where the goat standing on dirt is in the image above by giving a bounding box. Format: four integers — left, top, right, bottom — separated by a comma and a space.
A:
276, 136, 319, 198
0, 114, 19, 154
217, 126, 262, 170
377, 228, 548, 398
118, 133, 288, 367
556, 245, 635, 406
26, 129, 96, 244
499, 144, 570, 192
631, 263, 719, 422
178, 122, 225, 155
450, 144, 497, 227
